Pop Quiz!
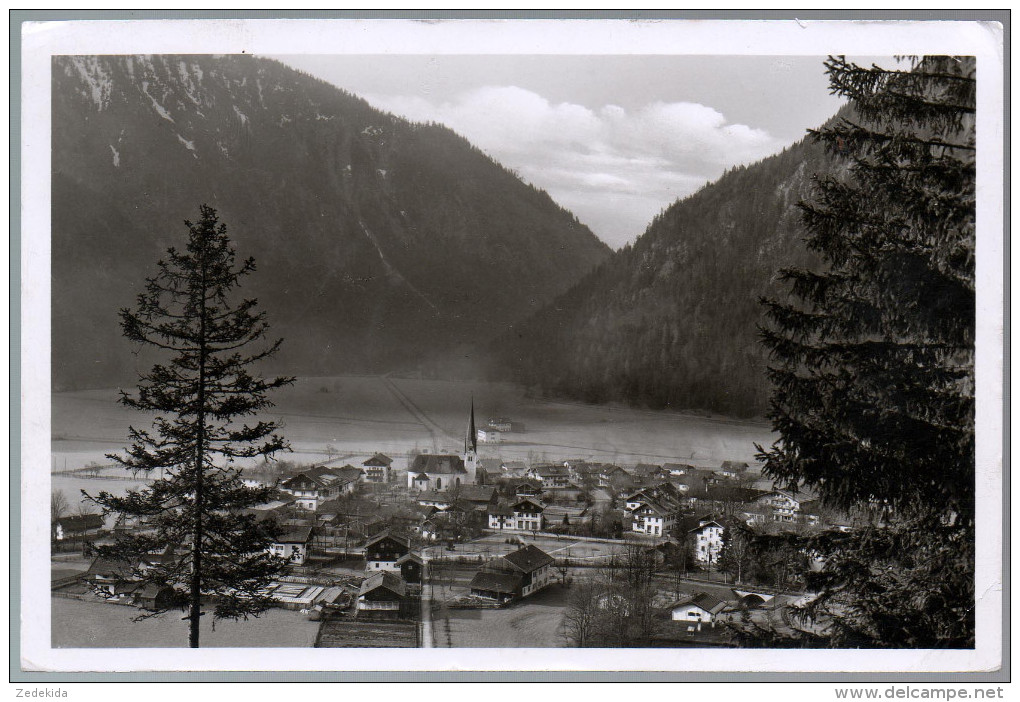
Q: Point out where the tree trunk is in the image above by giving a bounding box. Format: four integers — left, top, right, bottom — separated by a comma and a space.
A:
190, 250, 209, 649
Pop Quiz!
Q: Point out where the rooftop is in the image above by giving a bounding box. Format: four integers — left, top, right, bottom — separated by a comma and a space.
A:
501, 545, 554, 573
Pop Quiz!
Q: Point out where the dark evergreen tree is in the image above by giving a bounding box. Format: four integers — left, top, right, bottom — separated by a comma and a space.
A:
758, 56, 976, 647
87, 205, 295, 648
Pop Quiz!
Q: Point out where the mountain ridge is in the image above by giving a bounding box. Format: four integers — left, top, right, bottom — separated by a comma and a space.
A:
52, 54, 610, 390
487, 118, 846, 418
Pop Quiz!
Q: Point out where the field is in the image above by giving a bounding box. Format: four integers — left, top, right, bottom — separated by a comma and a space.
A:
52, 374, 775, 477
51, 597, 321, 648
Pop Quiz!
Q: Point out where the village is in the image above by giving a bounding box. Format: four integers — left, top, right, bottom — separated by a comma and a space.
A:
50, 401, 860, 648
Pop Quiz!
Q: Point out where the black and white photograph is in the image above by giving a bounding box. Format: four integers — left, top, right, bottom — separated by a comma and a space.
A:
17, 16, 1004, 675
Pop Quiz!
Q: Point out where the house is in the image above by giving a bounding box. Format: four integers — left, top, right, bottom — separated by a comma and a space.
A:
82, 550, 177, 607
357, 571, 410, 620
720, 460, 750, 474
415, 490, 453, 511
598, 465, 633, 491
477, 427, 503, 444
406, 454, 470, 492
663, 463, 694, 476
486, 498, 545, 533
511, 498, 544, 532
689, 518, 725, 564
395, 552, 423, 584
670, 592, 728, 629
53, 514, 104, 541
528, 464, 571, 488
487, 504, 515, 531
362, 454, 393, 484
739, 504, 770, 526
331, 465, 367, 485
633, 463, 666, 481
364, 531, 411, 572
131, 583, 177, 611
469, 545, 555, 602
278, 466, 359, 511
564, 460, 599, 483
269, 526, 313, 565
624, 483, 684, 512
514, 482, 542, 498
628, 499, 676, 537
756, 490, 802, 523
458, 485, 499, 508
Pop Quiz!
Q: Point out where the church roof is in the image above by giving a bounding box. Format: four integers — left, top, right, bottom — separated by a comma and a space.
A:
410, 454, 467, 475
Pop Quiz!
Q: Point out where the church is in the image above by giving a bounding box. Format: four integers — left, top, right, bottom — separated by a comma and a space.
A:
406, 400, 479, 492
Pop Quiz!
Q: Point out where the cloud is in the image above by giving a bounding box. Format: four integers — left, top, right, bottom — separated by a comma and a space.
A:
365, 86, 785, 249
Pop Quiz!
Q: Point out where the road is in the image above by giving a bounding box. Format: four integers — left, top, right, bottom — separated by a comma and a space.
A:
420, 561, 434, 648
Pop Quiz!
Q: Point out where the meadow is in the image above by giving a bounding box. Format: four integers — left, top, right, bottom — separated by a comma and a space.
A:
52, 374, 775, 484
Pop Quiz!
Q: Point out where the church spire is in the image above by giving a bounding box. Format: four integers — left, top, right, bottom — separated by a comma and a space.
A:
468, 396, 478, 453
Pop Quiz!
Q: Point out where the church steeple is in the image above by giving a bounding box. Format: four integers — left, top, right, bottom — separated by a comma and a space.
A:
463, 396, 478, 484
468, 396, 478, 454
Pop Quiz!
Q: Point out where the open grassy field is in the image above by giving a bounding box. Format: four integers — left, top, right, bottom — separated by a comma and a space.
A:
51, 597, 320, 648
52, 374, 775, 475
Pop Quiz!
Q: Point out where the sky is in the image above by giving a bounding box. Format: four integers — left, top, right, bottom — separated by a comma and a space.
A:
272, 55, 882, 249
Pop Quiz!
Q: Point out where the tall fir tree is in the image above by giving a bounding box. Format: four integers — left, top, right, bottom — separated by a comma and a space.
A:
87, 205, 295, 648
758, 56, 976, 647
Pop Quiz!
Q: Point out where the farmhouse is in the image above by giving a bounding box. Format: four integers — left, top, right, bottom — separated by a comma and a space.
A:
528, 464, 571, 487
357, 571, 411, 620
364, 531, 411, 572
395, 552, 423, 584
278, 466, 360, 510
469, 545, 555, 603
362, 453, 393, 483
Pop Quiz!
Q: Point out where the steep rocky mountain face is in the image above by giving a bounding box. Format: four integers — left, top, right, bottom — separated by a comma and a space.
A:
52, 54, 610, 390
489, 128, 843, 418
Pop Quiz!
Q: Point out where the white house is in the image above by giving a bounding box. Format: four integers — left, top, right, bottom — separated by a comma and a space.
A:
477, 427, 503, 443
670, 592, 728, 630
628, 500, 675, 537
689, 519, 725, 564
756, 490, 802, 522
362, 453, 393, 483
269, 526, 312, 565
487, 498, 545, 532
278, 466, 360, 511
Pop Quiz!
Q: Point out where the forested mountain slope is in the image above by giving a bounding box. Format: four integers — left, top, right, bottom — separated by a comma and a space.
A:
490, 126, 843, 417
52, 55, 609, 390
